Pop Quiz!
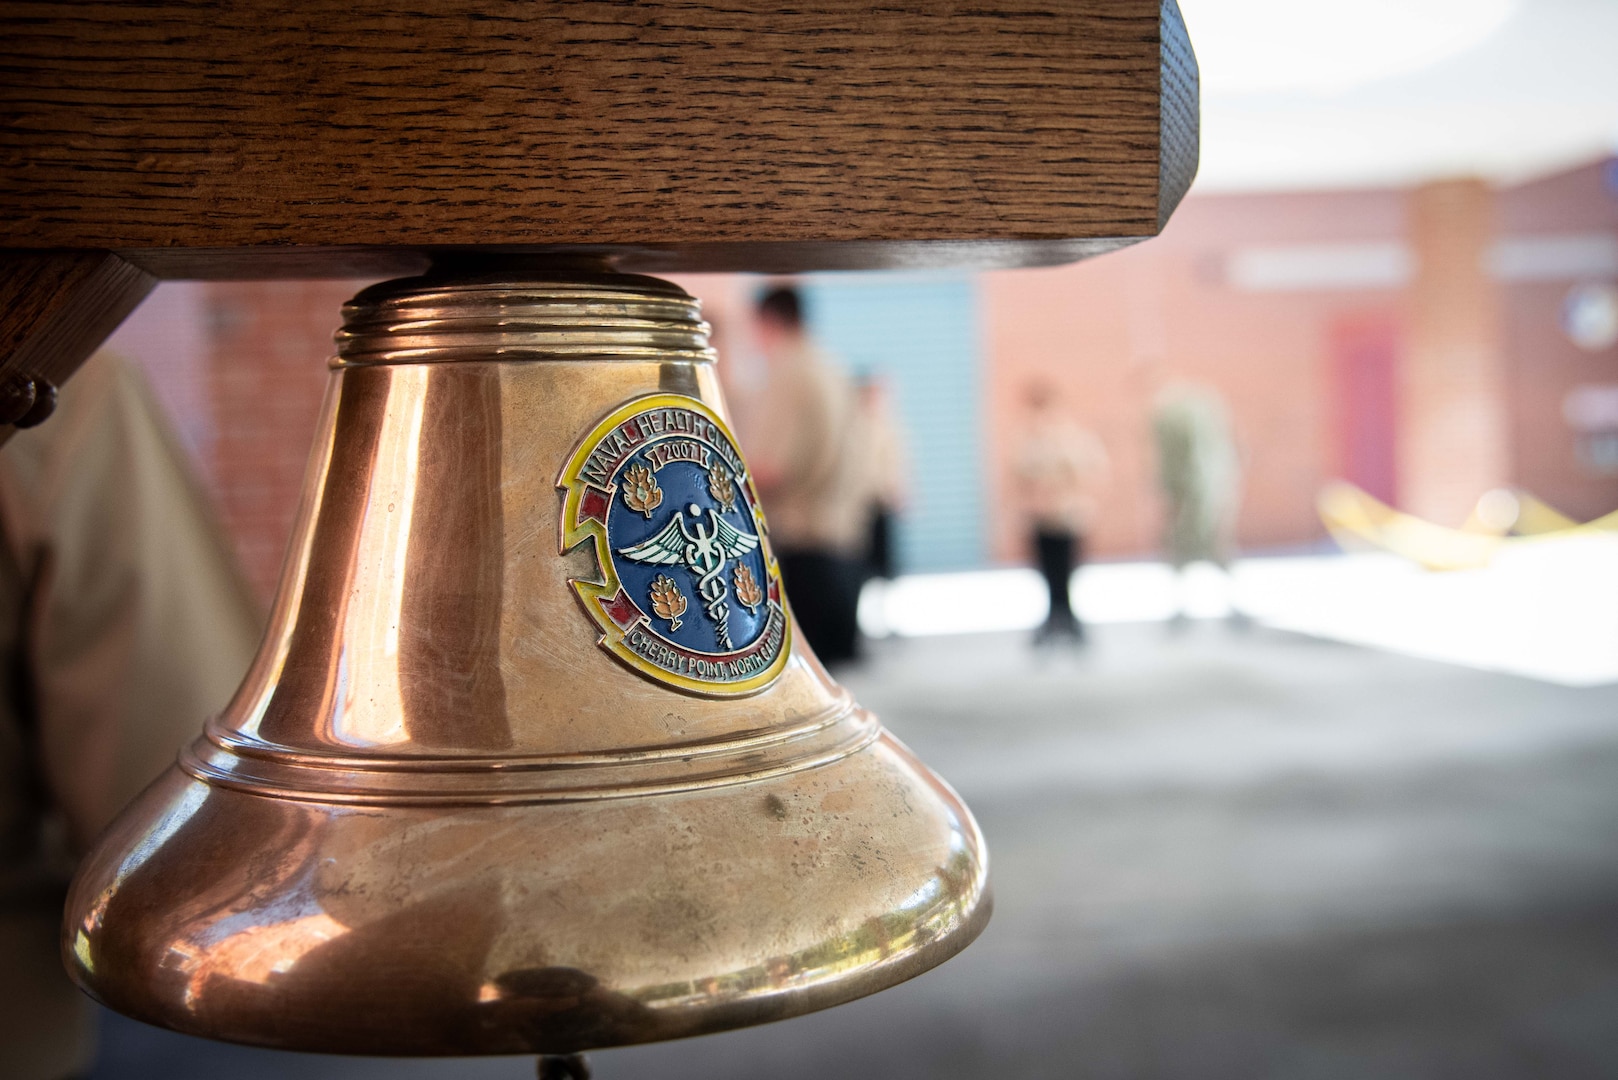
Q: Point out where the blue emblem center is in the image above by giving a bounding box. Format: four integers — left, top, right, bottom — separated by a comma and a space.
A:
608, 448, 771, 655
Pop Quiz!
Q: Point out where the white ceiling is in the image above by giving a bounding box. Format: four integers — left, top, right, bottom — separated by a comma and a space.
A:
1178, 0, 1618, 192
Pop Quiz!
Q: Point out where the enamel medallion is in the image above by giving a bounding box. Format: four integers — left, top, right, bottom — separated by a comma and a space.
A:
558, 394, 790, 695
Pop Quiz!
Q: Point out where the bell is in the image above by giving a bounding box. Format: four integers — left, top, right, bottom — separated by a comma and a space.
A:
61, 265, 990, 1056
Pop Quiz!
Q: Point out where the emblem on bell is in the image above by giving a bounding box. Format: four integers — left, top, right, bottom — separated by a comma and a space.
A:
560, 394, 790, 694
60, 266, 990, 1057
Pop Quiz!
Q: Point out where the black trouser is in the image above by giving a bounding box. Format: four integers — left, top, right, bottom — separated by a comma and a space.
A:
865, 508, 896, 581
1033, 527, 1083, 638
778, 549, 862, 665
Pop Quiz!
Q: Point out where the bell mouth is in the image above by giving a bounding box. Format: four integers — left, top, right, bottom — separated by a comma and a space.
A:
335, 270, 717, 366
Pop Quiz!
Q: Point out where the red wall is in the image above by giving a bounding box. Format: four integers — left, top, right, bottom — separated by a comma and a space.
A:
202, 281, 369, 601
1497, 160, 1618, 521
1330, 315, 1401, 505
980, 188, 1407, 561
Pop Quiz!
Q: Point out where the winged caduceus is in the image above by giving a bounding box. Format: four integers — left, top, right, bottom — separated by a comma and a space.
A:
618, 502, 761, 649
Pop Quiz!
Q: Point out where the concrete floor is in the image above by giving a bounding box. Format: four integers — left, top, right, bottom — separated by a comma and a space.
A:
89, 625, 1618, 1079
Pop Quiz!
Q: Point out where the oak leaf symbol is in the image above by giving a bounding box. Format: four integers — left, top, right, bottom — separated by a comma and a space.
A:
708, 461, 738, 512
733, 562, 764, 613
622, 462, 662, 518
649, 574, 688, 631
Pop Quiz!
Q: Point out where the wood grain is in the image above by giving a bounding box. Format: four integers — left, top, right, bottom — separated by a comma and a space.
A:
0, 250, 154, 438
0, 1, 1196, 269
0, 250, 155, 385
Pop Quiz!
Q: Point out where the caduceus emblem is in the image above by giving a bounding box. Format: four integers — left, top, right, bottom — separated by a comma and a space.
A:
617, 502, 761, 650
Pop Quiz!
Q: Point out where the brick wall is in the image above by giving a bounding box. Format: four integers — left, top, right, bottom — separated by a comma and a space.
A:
1400, 180, 1511, 526
1497, 160, 1618, 520
201, 280, 373, 602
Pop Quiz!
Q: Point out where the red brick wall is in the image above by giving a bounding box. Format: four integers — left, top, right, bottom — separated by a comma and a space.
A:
1400, 180, 1510, 526
202, 280, 374, 602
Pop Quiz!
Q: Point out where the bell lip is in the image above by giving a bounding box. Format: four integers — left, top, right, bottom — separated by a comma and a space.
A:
65, 887, 994, 1058
62, 732, 992, 1057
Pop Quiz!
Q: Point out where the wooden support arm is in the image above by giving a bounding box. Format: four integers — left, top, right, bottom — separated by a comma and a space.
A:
0, 252, 155, 428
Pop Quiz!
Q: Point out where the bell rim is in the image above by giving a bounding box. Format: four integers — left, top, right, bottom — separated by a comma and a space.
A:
64, 732, 992, 1056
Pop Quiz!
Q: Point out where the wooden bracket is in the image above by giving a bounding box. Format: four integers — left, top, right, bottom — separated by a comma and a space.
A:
0, 251, 156, 437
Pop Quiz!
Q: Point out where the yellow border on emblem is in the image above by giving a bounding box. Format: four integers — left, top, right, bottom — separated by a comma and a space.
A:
557, 393, 792, 697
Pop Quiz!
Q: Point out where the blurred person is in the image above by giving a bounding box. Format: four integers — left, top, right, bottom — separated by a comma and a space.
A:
852, 371, 910, 640
0, 351, 261, 1079
1151, 380, 1244, 626
1014, 381, 1110, 646
747, 285, 866, 666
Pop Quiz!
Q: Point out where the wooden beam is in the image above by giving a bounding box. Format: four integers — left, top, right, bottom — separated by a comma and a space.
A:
1, 1, 1196, 271
0, 2, 1196, 406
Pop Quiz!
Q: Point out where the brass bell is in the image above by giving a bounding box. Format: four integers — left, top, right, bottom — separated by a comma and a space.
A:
61, 266, 990, 1056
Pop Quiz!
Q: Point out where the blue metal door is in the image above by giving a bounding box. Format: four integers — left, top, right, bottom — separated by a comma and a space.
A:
801, 275, 985, 572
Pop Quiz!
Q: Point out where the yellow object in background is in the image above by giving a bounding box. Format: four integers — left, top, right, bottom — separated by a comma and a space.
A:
1319, 482, 1503, 570
1509, 491, 1618, 535
1317, 482, 1618, 571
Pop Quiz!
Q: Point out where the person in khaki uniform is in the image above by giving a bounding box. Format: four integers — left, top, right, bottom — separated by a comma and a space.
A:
852, 372, 909, 580
745, 286, 867, 665
849, 372, 910, 640
1150, 381, 1244, 626
0, 350, 261, 1079
1013, 381, 1110, 646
